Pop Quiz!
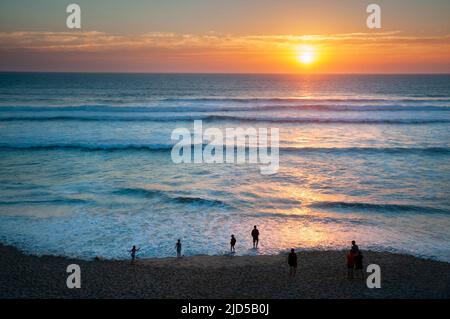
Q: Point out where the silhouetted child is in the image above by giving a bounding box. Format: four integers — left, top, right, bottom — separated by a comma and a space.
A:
355, 250, 364, 279
251, 225, 259, 249
347, 251, 355, 279
129, 245, 140, 264
288, 249, 298, 277
230, 234, 236, 252
175, 239, 182, 257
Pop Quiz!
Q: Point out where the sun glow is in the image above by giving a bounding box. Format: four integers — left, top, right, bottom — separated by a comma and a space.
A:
296, 45, 317, 65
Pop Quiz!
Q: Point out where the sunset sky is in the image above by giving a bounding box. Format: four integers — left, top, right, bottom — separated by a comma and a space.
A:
0, 0, 449, 73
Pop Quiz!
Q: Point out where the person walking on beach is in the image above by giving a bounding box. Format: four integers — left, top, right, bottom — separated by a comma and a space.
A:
129, 245, 140, 264
288, 249, 298, 277
355, 250, 364, 279
346, 250, 355, 279
251, 225, 259, 249
230, 234, 236, 253
175, 239, 182, 258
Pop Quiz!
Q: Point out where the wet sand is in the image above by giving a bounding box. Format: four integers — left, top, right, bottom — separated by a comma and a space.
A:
1, 244, 449, 299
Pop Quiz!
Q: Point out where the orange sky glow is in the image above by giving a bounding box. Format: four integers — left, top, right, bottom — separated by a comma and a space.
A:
1, 0, 449, 73
1, 30, 449, 73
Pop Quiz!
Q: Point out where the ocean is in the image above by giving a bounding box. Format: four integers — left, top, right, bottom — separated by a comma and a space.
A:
0, 73, 449, 261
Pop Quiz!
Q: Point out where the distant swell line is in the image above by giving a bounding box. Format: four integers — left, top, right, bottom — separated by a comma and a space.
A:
2, 97, 450, 109
1, 144, 449, 155
0, 105, 449, 113
203, 116, 450, 125
0, 144, 173, 151
309, 201, 449, 214
0, 198, 90, 205
0, 115, 449, 124
114, 187, 229, 207
282, 146, 450, 155
161, 97, 450, 103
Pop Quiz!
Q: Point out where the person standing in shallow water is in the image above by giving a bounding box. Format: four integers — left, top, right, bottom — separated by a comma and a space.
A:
251, 225, 259, 249
230, 234, 236, 253
288, 249, 298, 277
129, 245, 140, 264
175, 239, 182, 258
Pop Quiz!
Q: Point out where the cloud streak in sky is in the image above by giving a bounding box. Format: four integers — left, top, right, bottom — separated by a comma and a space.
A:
1, 31, 450, 51
0, 31, 449, 72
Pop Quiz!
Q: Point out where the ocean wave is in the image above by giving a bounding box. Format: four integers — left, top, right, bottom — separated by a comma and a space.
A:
0, 114, 449, 124
161, 97, 450, 103
202, 116, 450, 125
113, 187, 167, 197
171, 196, 227, 206
282, 146, 450, 155
114, 187, 229, 207
2, 96, 450, 108
0, 198, 90, 205
0, 144, 174, 151
0, 104, 449, 114
309, 201, 450, 214
1, 144, 449, 155
242, 212, 368, 225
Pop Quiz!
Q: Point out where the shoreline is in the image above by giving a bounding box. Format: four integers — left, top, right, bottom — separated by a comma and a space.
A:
1, 244, 449, 299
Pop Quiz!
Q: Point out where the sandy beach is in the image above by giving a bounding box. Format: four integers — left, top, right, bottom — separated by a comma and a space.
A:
1, 244, 449, 299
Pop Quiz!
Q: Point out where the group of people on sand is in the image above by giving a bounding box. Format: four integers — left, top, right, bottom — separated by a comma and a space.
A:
129, 239, 182, 263
230, 225, 260, 252
128, 230, 364, 280
229, 225, 260, 252
287, 240, 364, 279
128, 225, 260, 263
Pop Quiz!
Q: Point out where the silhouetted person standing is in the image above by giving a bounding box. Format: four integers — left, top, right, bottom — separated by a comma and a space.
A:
288, 249, 298, 277
230, 234, 236, 253
129, 245, 140, 264
351, 240, 359, 254
355, 250, 364, 279
347, 250, 355, 279
251, 226, 259, 248
175, 239, 182, 258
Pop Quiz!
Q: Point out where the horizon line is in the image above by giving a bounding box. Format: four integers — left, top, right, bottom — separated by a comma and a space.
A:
1, 71, 450, 76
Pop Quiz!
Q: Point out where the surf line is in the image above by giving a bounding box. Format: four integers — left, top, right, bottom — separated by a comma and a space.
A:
171, 120, 279, 175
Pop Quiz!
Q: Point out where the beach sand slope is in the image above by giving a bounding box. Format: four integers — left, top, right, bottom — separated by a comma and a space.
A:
1, 244, 449, 299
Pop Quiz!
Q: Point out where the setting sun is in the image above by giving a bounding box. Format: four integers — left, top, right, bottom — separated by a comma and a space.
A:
297, 45, 317, 65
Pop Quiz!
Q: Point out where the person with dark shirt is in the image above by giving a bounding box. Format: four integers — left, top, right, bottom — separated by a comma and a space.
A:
129, 245, 140, 264
351, 240, 359, 254
175, 239, 182, 258
251, 226, 260, 248
355, 250, 364, 279
230, 234, 236, 252
288, 249, 298, 277
347, 251, 355, 279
